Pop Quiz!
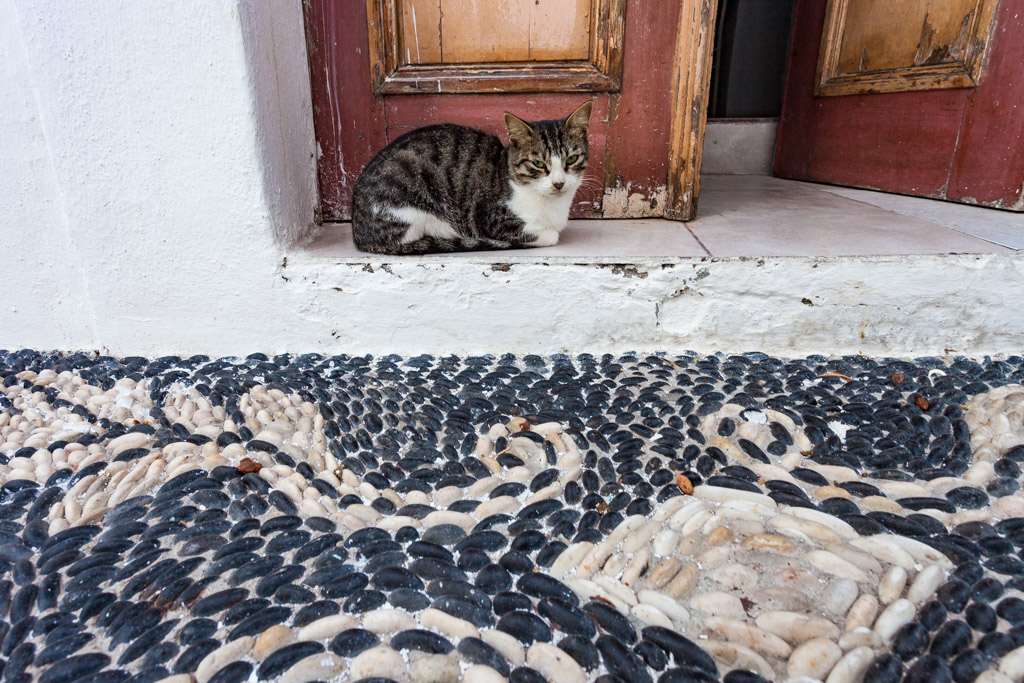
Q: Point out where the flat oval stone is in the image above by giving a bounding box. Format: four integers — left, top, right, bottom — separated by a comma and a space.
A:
496, 611, 551, 645
256, 641, 325, 680
584, 601, 637, 645
641, 626, 717, 676
458, 637, 511, 677
596, 634, 652, 683
558, 635, 601, 671
328, 628, 379, 657
390, 629, 454, 654
538, 598, 596, 638
516, 574, 578, 606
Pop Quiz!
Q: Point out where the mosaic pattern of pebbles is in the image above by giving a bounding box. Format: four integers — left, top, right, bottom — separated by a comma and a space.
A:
2, 350, 1024, 683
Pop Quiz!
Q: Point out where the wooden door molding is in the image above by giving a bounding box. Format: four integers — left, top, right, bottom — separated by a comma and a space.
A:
814, 0, 999, 97
366, 0, 626, 94
665, 0, 719, 220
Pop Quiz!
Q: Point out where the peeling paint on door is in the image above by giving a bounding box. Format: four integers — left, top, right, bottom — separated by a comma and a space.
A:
603, 183, 668, 218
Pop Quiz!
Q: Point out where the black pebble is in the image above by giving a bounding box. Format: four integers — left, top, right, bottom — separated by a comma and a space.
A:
329, 628, 379, 657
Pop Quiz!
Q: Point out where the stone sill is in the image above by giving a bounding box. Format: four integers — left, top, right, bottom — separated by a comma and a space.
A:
295, 176, 1022, 264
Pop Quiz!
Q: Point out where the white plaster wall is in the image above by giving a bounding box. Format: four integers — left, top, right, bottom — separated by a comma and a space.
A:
0, 0, 317, 353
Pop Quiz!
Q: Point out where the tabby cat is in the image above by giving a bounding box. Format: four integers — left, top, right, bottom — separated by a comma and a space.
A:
351, 101, 592, 255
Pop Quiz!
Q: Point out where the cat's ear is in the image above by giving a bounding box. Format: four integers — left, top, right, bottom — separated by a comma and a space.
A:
564, 101, 593, 133
504, 112, 536, 145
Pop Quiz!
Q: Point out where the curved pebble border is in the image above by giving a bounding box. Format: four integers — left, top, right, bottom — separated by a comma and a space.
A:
1, 350, 1024, 683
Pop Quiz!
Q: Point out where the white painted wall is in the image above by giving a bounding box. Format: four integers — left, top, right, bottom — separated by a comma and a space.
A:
1, 0, 317, 352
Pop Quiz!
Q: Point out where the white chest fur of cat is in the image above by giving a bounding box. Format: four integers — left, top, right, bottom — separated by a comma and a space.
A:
506, 154, 580, 247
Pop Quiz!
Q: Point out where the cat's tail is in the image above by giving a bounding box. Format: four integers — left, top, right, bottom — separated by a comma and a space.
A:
355, 236, 512, 255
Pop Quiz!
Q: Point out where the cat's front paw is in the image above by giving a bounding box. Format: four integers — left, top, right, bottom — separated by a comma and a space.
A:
526, 229, 561, 247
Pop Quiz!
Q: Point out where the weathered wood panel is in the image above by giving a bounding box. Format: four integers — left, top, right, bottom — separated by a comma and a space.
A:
529, 0, 592, 61
306, 0, 388, 220
439, 0, 532, 62
775, 0, 1023, 211
370, 0, 622, 94
946, 0, 1024, 209
397, 0, 591, 65
776, 0, 964, 197
385, 94, 610, 217
602, 0, 680, 217
665, 0, 718, 220
838, 0, 979, 73
814, 0, 998, 95
399, 0, 442, 65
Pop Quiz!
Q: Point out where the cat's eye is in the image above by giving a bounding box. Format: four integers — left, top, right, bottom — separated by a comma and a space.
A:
532, 160, 547, 170
566, 154, 579, 165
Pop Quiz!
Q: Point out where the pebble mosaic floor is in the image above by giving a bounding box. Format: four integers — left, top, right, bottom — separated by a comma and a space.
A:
1, 350, 1024, 683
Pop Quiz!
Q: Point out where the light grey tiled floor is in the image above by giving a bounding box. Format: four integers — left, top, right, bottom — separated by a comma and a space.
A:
303, 175, 1022, 259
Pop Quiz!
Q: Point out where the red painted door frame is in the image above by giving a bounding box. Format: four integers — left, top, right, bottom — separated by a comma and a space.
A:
774, 0, 1024, 211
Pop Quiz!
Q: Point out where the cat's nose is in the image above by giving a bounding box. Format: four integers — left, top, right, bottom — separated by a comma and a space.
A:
552, 181, 564, 190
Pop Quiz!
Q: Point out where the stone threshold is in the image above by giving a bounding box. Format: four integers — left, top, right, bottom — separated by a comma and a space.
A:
297, 175, 1023, 263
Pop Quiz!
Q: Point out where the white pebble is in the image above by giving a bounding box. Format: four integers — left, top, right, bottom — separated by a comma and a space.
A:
877, 566, 908, 604
787, 638, 843, 680
420, 608, 479, 640
873, 599, 915, 644
825, 646, 876, 683
844, 594, 879, 631
710, 563, 759, 592
480, 629, 525, 666
463, 664, 507, 683
295, 614, 357, 641
702, 641, 775, 680
808, 550, 869, 582
906, 564, 945, 604
196, 636, 256, 683
755, 611, 840, 645
278, 653, 345, 683
360, 609, 416, 634
1001, 645, 1024, 679
527, 642, 586, 683
837, 627, 881, 650
703, 616, 792, 658
823, 579, 859, 616
409, 654, 460, 683
636, 590, 690, 624
631, 603, 673, 629
350, 646, 406, 680
690, 591, 747, 618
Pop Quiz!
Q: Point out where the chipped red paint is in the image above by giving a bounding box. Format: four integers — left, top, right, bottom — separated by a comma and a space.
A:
775, 0, 1024, 210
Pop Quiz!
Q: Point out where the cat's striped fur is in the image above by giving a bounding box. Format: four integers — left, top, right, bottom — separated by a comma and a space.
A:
351, 102, 592, 255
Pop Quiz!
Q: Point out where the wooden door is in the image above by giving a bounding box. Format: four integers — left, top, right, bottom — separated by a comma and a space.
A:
304, 0, 719, 223
774, 0, 1023, 211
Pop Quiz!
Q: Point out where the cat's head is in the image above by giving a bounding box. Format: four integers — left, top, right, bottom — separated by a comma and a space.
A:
504, 101, 592, 197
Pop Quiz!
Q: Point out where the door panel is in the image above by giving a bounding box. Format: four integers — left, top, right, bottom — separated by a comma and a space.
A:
399, 0, 592, 64
305, 0, 716, 222
368, 0, 624, 94
775, 0, 1023, 211
816, 0, 998, 96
